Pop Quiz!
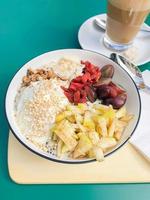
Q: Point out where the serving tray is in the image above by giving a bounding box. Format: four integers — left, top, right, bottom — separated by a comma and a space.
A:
8, 132, 150, 184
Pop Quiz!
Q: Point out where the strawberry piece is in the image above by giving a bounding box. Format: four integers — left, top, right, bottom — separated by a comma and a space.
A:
81, 61, 92, 68
78, 90, 86, 103
79, 98, 87, 103
61, 60, 102, 104
85, 86, 96, 103
61, 86, 70, 93
72, 76, 82, 83
74, 90, 81, 104
84, 66, 101, 82
70, 82, 84, 90
80, 89, 86, 98
82, 61, 95, 73
64, 91, 74, 103
81, 72, 91, 83
69, 84, 77, 91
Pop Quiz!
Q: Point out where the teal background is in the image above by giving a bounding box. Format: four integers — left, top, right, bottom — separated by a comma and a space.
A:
0, 0, 150, 199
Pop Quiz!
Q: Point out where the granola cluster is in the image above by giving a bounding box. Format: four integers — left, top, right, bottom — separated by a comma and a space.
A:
22, 68, 56, 86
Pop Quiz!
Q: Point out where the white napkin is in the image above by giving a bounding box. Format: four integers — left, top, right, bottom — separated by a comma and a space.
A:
129, 70, 150, 161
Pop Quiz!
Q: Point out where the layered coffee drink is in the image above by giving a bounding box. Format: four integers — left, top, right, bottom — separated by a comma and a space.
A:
104, 0, 150, 50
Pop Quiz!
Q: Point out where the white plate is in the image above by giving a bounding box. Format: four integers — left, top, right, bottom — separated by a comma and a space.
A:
78, 14, 150, 66
5, 49, 141, 163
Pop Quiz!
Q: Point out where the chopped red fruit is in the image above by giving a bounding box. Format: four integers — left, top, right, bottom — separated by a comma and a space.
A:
80, 89, 86, 98
85, 86, 96, 103
80, 98, 87, 103
61, 60, 101, 104
81, 72, 90, 83
72, 76, 82, 83
64, 91, 74, 103
74, 90, 81, 104
61, 86, 70, 93
82, 61, 101, 83
69, 82, 84, 92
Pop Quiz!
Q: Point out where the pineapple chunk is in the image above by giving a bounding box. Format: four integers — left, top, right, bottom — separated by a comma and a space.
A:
97, 117, 107, 137
88, 146, 104, 161
73, 133, 92, 158
66, 104, 82, 115
78, 103, 87, 113
92, 146, 104, 161
120, 114, 134, 123
115, 120, 127, 133
93, 104, 109, 112
75, 113, 83, 123
55, 111, 72, 123
66, 105, 73, 111
114, 119, 127, 140
55, 112, 66, 123
103, 108, 116, 125
77, 123, 88, 132
114, 131, 122, 141
92, 115, 100, 123
88, 149, 95, 158
99, 137, 117, 151
108, 118, 116, 137
73, 134, 79, 140
66, 105, 77, 113
67, 115, 76, 123
83, 119, 95, 130
61, 144, 70, 153
54, 120, 77, 151
116, 106, 126, 119
83, 111, 95, 130
88, 131, 100, 145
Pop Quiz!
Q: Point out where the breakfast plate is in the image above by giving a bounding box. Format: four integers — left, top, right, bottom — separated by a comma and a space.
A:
5, 49, 141, 163
78, 14, 150, 65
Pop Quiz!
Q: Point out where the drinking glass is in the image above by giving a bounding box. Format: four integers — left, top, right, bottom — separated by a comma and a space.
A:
103, 0, 150, 51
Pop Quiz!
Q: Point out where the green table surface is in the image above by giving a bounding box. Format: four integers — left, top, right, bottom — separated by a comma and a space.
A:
0, 0, 150, 199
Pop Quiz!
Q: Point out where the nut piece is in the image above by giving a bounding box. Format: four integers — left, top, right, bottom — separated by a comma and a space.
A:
47, 71, 53, 79
27, 69, 34, 76
22, 76, 30, 86
22, 68, 55, 86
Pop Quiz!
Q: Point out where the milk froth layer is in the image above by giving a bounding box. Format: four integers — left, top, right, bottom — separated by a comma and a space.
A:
109, 0, 150, 11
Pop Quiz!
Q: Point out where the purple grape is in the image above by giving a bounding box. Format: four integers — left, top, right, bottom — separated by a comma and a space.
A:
103, 93, 127, 109
101, 65, 114, 78
96, 85, 111, 99
93, 78, 112, 88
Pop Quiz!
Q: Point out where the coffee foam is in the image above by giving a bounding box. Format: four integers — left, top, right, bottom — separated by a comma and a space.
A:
109, 0, 150, 11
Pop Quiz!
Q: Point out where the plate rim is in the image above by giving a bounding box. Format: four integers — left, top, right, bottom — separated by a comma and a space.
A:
5, 48, 141, 164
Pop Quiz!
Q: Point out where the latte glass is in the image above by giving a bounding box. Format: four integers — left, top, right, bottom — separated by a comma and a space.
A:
104, 0, 150, 51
